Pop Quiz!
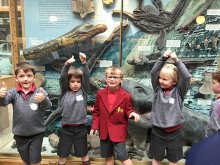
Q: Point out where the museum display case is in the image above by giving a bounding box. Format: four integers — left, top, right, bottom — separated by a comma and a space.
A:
0, 0, 220, 164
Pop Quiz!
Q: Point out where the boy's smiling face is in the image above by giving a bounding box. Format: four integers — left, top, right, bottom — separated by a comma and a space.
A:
105, 73, 123, 91
159, 66, 177, 89
16, 69, 35, 92
159, 71, 176, 89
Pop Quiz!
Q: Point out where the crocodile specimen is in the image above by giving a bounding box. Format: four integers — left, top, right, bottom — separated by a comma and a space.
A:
48, 22, 129, 73
23, 24, 107, 60
112, 0, 190, 49
127, 52, 215, 68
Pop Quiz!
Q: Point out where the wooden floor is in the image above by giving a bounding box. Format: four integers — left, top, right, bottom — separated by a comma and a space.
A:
0, 154, 185, 165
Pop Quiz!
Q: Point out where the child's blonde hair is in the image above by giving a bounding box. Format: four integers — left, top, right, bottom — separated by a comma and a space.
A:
160, 63, 178, 83
105, 66, 123, 78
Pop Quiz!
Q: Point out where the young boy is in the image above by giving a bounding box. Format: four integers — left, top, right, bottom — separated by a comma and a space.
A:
57, 52, 90, 165
90, 66, 140, 165
206, 71, 220, 136
149, 49, 191, 165
0, 62, 52, 165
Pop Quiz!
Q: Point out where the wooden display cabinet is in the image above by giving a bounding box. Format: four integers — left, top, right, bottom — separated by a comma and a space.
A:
0, 75, 15, 152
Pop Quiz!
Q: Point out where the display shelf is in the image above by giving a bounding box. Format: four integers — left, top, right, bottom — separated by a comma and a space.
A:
0, 75, 16, 89
0, 6, 20, 12
0, 104, 13, 152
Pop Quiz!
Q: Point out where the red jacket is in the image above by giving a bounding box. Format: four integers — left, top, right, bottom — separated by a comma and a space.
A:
91, 87, 134, 142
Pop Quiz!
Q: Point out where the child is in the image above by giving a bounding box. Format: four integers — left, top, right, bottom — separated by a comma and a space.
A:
0, 62, 52, 165
57, 52, 90, 165
90, 66, 140, 165
206, 71, 220, 136
149, 50, 191, 165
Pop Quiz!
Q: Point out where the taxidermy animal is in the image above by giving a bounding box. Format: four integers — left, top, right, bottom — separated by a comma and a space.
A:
72, 0, 95, 18
23, 23, 107, 60
112, 0, 190, 49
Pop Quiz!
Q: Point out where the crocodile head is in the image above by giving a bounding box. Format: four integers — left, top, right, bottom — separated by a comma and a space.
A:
122, 79, 153, 114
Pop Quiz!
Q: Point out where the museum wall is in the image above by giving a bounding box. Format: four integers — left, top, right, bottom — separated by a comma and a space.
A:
0, 0, 220, 161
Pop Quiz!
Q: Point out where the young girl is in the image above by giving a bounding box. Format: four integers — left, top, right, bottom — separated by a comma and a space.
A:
149, 49, 191, 165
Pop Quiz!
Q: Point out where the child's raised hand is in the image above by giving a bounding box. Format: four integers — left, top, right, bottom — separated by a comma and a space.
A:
87, 105, 94, 112
79, 52, 87, 64
90, 129, 98, 136
163, 49, 173, 58
169, 51, 179, 63
129, 112, 140, 122
0, 82, 7, 98
65, 56, 76, 66
34, 87, 45, 103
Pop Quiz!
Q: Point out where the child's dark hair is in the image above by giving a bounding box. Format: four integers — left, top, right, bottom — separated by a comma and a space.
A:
68, 67, 83, 81
212, 71, 220, 83
15, 62, 35, 76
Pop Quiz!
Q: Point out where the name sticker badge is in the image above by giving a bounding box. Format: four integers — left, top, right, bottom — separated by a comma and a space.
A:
30, 103, 38, 110
76, 95, 83, 101
169, 98, 175, 104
